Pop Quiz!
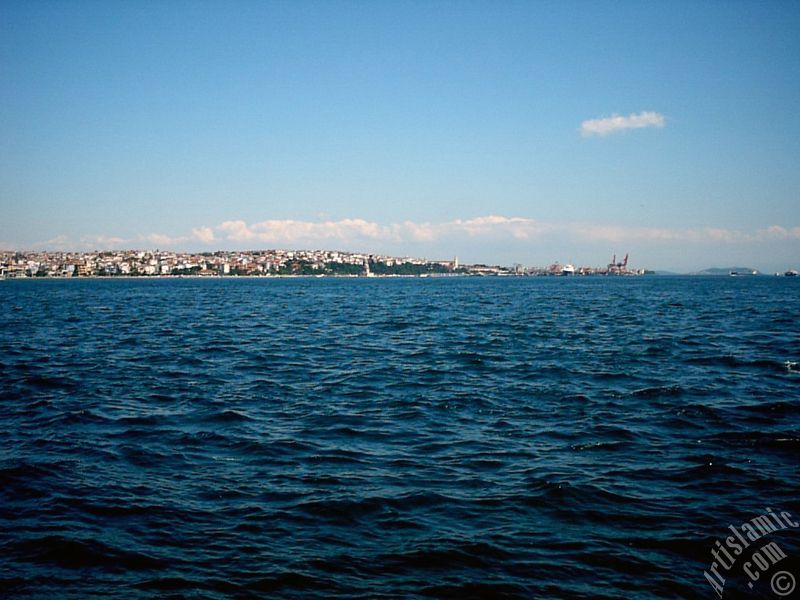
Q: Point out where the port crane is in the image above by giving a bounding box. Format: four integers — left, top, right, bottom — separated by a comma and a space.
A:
609, 253, 629, 270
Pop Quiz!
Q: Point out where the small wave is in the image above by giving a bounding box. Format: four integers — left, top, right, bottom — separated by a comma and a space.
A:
294, 496, 387, 522
670, 460, 749, 484
3, 276, 799, 598
201, 409, 254, 423
45, 409, 110, 426
570, 440, 630, 452
0, 462, 63, 500
735, 399, 800, 418
114, 414, 163, 426
420, 581, 532, 599
379, 541, 512, 571
78, 501, 167, 519
631, 385, 683, 398
389, 491, 453, 510
375, 320, 414, 331
0, 462, 61, 482
118, 444, 173, 467
306, 452, 367, 465
10, 535, 165, 571
686, 355, 787, 372
708, 431, 800, 451
133, 576, 244, 595
250, 571, 331, 592
133, 576, 203, 591
22, 375, 79, 391
591, 370, 629, 380
294, 491, 453, 523
589, 424, 639, 441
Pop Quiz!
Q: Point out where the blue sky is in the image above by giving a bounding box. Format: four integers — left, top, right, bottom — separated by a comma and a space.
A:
1, 1, 799, 271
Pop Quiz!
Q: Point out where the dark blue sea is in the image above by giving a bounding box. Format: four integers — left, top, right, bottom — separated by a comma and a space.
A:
1, 276, 798, 599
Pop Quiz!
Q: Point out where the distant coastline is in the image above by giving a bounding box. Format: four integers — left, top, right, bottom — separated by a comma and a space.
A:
3, 249, 797, 279
0, 250, 652, 279
1, 248, 650, 279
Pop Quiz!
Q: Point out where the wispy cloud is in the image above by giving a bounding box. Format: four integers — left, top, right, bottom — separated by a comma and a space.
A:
142, 233, 181, 247
569, 224, 751, 244
442, 216, 553, 240
191, 226, 215, 243
16, 217, 800, 254
34, 234, 71, 250
569, 224, 800, 244
217, 218, 383, 244
759, 225, 800, 240
580, 111, 666, 137
28, 233, 130, 251
141, 227, 229, 247
80, 234, 127, 249
185, 216, 800, 248
211, 216, 552, 246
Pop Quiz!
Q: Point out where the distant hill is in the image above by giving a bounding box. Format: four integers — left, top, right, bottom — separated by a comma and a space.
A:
694, 267, 760, 276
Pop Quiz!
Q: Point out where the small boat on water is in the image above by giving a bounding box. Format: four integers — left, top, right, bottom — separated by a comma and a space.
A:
785, 270, 798, 277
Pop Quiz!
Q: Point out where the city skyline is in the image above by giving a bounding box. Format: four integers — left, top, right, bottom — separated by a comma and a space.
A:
2, 2, 799, 272
0, 247, 654, 277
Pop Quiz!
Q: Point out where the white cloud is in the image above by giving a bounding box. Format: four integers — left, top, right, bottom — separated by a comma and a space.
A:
452, 216, 552, 239
15, 219, 799, 257
392, 220, 436, 242
567, 224, 800, 244
570, 224, 748, 244
31, 234, 72, 251
191, 226, 215, 243
693, 227, 743, 243
142, 233, 185, 247
221, 216, 779, 247
757, 225, 800, 240
198, 219, 800, 248
218, 220, 254, 241
80, 235, 127, 249
212, 216, 551, 246
219, 218, 387, 244
207, 217, 765, 248
580, 111, 666, 137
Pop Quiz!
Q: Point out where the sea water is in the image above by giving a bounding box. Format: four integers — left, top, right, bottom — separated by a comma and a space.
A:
1, 276, 798, 598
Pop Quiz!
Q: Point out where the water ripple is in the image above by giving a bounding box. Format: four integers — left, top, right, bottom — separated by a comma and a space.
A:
1, 276, 798, 598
